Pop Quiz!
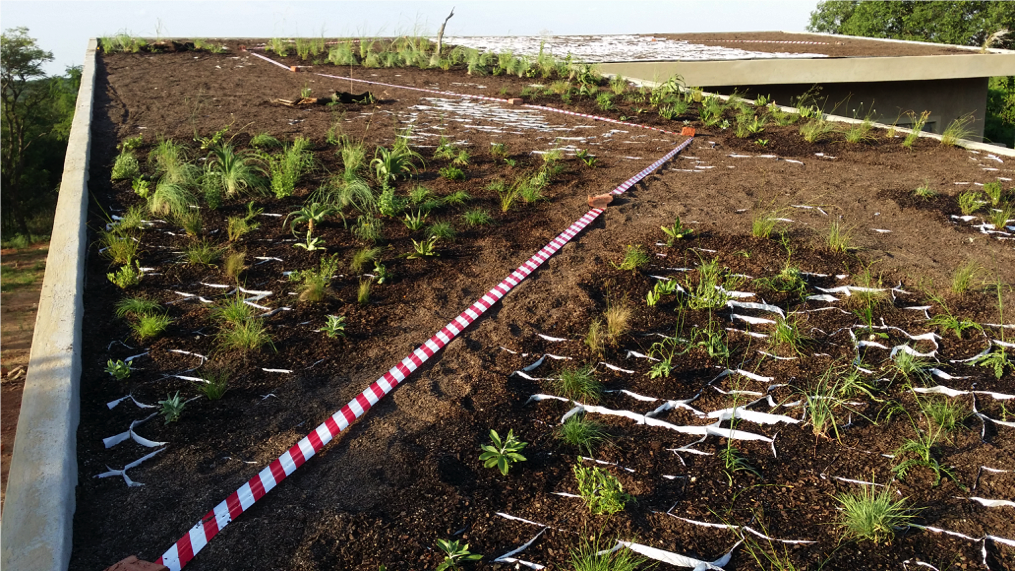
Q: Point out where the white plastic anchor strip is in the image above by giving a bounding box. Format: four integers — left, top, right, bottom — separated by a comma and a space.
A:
666, 514, 816, 544
494, 527, 547, 569
103, 413, 166, 448
95, 448, 166, 487
599, 539, 740, 570
598, 362, 635, 374
970, 497, 1015, 508
107, 394, 157, 410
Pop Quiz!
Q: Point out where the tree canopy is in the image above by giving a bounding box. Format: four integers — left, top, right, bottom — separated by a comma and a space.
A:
808, 1, 1015, 50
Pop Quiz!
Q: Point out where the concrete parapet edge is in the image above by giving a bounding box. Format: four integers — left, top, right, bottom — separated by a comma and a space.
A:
1, 38, 97, 571
614, 75, 1015, 157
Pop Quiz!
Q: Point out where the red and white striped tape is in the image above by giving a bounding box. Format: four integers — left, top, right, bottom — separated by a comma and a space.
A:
244, 50, 681, 136
154, 133, 694, 569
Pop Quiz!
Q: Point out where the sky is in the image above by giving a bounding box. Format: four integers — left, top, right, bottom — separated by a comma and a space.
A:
2, 0, 819, 76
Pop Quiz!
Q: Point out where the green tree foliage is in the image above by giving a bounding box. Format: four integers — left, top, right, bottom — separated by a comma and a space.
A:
809, 2, 1015, 145
809, 1, 1015, 48
1, 27, 81, 240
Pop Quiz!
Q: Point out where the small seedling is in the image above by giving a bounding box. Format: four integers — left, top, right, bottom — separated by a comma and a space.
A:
902, 111, 930, 148
718, 445, 761, 486
107, 261, 143, 289
439, 165, 465, 181
358, 278, 372, 305
569, 534, 645, 571
435, 539, 482, 571
479, 429, 527, 476
826, 220, 853, 253
198, 367, 230, 400
913, 183, 937, 200
105, 359, 131, 380
585, 319, 605, 354
573, 459, 632, 515
982, 180, 1005, 207
159, 391, 185, 424
216, 318, 274, 354
322, 315, 347, 338
951, 261, 979, 294
427, 221, 456, 240
403, 210, 428, 231
927, 294, 983, 339
751, 211, 785, 239
660, 217, 693, 245
575, 149, 598, 168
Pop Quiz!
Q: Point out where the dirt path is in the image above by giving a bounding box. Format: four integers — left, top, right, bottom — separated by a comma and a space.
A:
1, 243, 49, 514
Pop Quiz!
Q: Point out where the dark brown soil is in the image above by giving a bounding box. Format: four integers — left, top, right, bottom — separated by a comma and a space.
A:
71, 41, 1015, 571
652, 32, 975, 57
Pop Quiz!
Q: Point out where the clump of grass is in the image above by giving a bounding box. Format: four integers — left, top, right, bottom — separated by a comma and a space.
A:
585, 319, 605, 354
114, 297, 162, 319
350, 246, 382, 274
842, 117, 875, 144
358, 278, 372, 305
570, 534, 645, 571
924, 396, 967, 433
427, 221, 456, 240
769, 313, 808, 355
826, 220, 854, 253
686, 259, 743, 311
177, 210, 203, 237
604, 296, 631, 345
982, 180, 1006, 207
835, 484, 914, 545
149, 181, 194, 217
888, 348, 933, 385
557, 414, 610, 455
198, 365, 230, 400
213, 295, 254, 326
951, 260, 979, 294
555, 365, 602, 404
940, 113, 975, 146
98, 231, 139, 266
902, 111, 930, 148
216, 318, 274, 354
989, 204, 1013, 231
223, 251, 246, 282
751, 211, 786, 239
250, 133, 282, 149
267, 138, 314, 198
799, 116, 836, 143
132, 313, 172, 342
461, 208, 492, 226
182, 240, 223, 266
611, 245, 649, 272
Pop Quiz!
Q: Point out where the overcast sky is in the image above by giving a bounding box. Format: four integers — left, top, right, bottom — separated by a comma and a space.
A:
2, 0, 819, 76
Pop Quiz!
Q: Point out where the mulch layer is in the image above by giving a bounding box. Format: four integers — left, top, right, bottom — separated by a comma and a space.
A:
71, 40, 1014, 571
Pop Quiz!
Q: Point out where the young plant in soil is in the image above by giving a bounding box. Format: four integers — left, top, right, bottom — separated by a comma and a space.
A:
204, 142, 266, 200
104, 359, 131, 381
350, 247, 382, 274
660, 216, 693, 245
769, 312, 809, 356
267, 138, 313, 198
291, 254, 341, 302
426, 221, 456, 240
926, 294, 983, 339
403, 210, 428, 231
835, 484, 914, 545
556, 414, 610, 455
216, 317, 274, 354
478, 429, 527, 476
940, 113, 975, 146
182, 240, 223, 266
913, 183, 937, 200
982, 180, 1006, 207
573, 460, 632, 515
645, 278, 680, 308
888, 348, 933, 386
604, 295, 631, 346
198, 366, 230, 400
159, 391, 186, 424
902, 111, 930, 148
322, 315, 347, 338
570, 535, 645, 571
585, 319, 605, 354
826, 220, 854, 253
892, 409, 962, 488
687, 259, 743, 311
957, 190, 986, 216
461, 209, 492, 227
975, 280, 1013, 379
131, 312, 172, 342
223, 251, 246, 282
98, 231, 140, 266
357, 278, 372, 305
110, 150, 141, 181
950, 260, 979, 294
434, 539, 482, 571
555, 365, 603, 404
407, 236, 439, 259
107, 261, 143, 289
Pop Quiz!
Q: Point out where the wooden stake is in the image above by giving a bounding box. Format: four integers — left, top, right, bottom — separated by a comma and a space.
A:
432, 8, 455, 64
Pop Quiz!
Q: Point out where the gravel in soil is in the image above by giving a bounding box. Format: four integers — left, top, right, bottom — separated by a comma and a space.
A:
71, 41, 1015, 570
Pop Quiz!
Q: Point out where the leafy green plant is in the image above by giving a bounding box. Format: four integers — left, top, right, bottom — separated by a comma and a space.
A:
131, 177, 150, 199
982, 180, 1005, 207
322, 315, 347, 338
290, 254, 341, 302
557, 414, 610, 455
889, 348, 933, 385
575, 149, 598, 168
294, 232, 326, 251
913, 183, 937, 200
105, 359, 131, 381
439, 165, 465, 181
159, 392, 185, 424
107, 261, 143, 289
442, 190, 471, 207
371, 143, 421, 185
479, 429, 527, 476
267, 138, 313, 198
927, 294, 983, 339
435, 539, 482, 571
461, 208, 492, 226
119, 135, 143, 151
111, 150, 141, 181
377, 187, 405, 217
660, 217, 693, 245
407, 236, 439, 259
403, 210, 428, 231
892, 419, 961, 487
573, 460, 632, 515
835, 484, 913, 544
555, 365, 602, 404
611, 245, 649, 272
957, 190, 986, 215
250, 133, 281, 149
686, 259, 743, 310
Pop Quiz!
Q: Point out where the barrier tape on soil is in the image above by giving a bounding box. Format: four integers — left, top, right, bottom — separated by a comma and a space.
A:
154, 134, 694, 570
244, 50, 682, 136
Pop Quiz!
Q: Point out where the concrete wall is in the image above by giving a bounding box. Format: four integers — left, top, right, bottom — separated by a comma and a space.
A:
0, 38, 96, 571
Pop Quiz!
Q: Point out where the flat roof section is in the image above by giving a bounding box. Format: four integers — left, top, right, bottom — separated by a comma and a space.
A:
652, 31, 979, 57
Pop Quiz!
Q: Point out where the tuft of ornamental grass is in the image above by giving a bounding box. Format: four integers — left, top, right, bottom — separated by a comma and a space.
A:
923, 396, 967, 433
114, 297, 162, 319
226, 214, 258, 242
250, 132, 282, 149
461, 208, 493, 227
115, 204, 148, 234
570, 534, 645, 571
212, 295, 255, 326
604, 297, 631, 345
951, 260, 979, 295
205, 143, 266, 198
902, 111, 930, 148
799, 116, 836, 143
555, 365, 602, 404
216, 318, 274, 354
149, 181, 194, 217
769, 312, 808, 355
350, 246, 382, 274
611, 245, 649, 272
835, 484, 914, 545
585, 319, 605, 354
982, 180, 1005, 207
292, 254, 341, 303
132, 312, 172, 342
842, 118, 875, 144
358, 278, 372, 305
427, 221, 457, 240
149, 138, 199, 186
888, 347, 933, 385
751, 211, 785, 239
826, 220, 854, 253
182, 240, 223, 266
940, 113, 975, 146
556, 414, 610, 455
223, 251, 246, 282
442, 190, 472, 206
98, 231, 139, 266
177, 210, 203, 237
989, 204, 1013, 231
198, 365, 230, 400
